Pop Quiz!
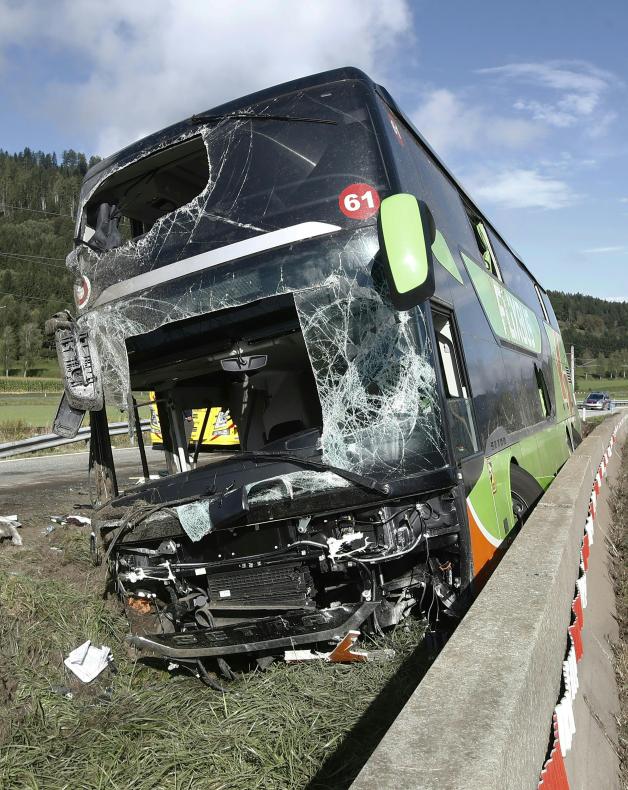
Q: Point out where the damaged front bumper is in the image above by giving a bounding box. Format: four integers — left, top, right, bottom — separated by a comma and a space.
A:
99, 462, 465, 672
127, 602, 378, 659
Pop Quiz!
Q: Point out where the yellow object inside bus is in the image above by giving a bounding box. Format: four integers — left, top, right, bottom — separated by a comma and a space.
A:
149, 392, 239, 449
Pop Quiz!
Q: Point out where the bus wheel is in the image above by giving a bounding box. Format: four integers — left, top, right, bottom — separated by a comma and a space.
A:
510, 464, 544, 528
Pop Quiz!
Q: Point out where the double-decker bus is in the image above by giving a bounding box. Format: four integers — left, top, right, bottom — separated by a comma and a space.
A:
48, 67, 579, 672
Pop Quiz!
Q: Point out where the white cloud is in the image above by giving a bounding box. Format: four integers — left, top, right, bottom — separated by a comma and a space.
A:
582, 246, 625, 254
478, 61, 620, 134
465, 168, 577, 210
411, 88, 543, 155
0, 0, 412, 154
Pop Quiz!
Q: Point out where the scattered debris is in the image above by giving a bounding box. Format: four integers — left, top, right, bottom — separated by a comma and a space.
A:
64, 640, 112, 683
126, 596, 152, 614
0, 515, 22, 546
51, 514, 91, 527
284, 630, 394, 664
129, 475, 162, 485
51, 686, 74, 700
65, 514, 91, 527
256, 655, 276, 671
42, 524, 56, 535
326, 531, 369, 560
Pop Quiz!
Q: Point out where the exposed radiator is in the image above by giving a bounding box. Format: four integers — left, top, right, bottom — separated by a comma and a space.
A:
207, 562, 314, 609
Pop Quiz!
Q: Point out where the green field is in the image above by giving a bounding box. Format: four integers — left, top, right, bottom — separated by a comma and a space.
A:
0, 394, 62, 429
575, 377, 628, 399
0, 394, 148, 440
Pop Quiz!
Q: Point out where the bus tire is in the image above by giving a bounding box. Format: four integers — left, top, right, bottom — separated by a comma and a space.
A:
510, 463, 544, 527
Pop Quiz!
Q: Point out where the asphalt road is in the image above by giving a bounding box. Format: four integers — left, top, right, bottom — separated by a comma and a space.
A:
0, 408, 623, 491
0, 446, 168, 490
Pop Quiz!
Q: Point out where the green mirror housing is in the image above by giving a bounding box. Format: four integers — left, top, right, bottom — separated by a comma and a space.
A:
377, 193, 436, 311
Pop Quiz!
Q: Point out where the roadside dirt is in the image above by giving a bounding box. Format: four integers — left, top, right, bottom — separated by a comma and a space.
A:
0, 480, 99, 586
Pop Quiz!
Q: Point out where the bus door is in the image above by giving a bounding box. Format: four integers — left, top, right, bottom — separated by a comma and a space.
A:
431, 307, 478, 462
431, 306, 509, 579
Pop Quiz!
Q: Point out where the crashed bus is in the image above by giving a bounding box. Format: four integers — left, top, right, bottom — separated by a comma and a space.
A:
48, 67, 580, 676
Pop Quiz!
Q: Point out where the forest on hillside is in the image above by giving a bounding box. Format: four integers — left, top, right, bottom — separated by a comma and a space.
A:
0, 148, 626, 379
0, 148, 100, 375
547, 290, 628, 378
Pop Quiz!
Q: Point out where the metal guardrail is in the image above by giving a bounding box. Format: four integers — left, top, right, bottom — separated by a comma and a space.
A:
0, 420, 150, 460
576, 400, 628, 408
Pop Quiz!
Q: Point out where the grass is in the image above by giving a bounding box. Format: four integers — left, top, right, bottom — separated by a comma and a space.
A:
575, 377, 628, 399
608, 441, 628, 782
0, 526, 431, 789
0, 376, 64, 395
0, 394, 151, 442
0, 394, 61, 429
581, 414, 609, 439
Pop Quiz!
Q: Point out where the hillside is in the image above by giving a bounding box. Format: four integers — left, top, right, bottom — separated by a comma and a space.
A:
547, 290, 628, 378
0, 148, 100, 375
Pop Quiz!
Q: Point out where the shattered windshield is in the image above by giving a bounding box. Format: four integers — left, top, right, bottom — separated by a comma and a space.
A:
76, 80, 388, 262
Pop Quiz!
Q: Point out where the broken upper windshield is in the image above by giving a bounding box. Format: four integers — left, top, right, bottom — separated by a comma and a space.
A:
77, 80, 388, 262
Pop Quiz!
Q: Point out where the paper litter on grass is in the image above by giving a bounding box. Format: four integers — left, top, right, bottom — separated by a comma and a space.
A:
64, 640, 112, 683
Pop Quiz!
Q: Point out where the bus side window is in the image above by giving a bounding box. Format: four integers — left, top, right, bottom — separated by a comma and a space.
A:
535, 364, 552, 418
467, 213, 503, 281
534, 283, 550, 324
432, 308, 479, 460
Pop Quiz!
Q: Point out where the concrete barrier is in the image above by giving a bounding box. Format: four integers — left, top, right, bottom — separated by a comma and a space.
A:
351, 414, 626, 790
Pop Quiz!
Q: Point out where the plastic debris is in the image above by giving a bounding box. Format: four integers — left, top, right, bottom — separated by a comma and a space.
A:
326, 531, 368, 560
51, 514, 91, 527
64, 640, 112, 683
285, 630, 369, 663
65, 514, 91, 527
0, 515, 22, 546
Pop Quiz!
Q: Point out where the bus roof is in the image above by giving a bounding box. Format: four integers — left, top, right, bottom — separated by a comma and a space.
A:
83, 66, 542, 292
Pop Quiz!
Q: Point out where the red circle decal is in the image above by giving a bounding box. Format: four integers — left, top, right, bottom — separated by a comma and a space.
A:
74, 275, 91, 309
338, 183, 381, 219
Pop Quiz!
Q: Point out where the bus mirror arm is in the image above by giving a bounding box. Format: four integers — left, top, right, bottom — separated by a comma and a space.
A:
377, 193, 436, 311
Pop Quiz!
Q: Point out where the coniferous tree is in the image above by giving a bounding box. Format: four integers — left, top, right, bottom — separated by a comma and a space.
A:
0, 324, 15, 376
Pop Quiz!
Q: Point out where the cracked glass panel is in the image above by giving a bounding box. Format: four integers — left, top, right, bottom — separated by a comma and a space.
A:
295, 279, 443, 477
246, 471, 352, 505
65, 78, 446, 485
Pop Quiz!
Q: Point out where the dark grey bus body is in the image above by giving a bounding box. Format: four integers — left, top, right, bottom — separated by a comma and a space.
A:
50, 68, 576, 669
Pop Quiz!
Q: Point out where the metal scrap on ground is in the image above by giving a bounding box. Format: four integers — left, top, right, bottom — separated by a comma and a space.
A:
0, 516, 22, 546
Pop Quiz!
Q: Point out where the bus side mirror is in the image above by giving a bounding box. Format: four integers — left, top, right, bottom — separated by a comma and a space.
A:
377, 193, 436, 311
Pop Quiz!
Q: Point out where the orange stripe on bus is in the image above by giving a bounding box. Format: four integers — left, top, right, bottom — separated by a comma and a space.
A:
467, 504, 498, 578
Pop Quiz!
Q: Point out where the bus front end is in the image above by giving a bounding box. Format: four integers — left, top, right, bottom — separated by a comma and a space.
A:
49, 69, 468, 673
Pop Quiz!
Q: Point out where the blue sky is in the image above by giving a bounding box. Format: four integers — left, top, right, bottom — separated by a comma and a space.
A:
1, 0, 626, 299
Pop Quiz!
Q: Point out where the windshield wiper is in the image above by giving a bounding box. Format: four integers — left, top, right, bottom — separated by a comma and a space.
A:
232, 451, 391, 496
189, 112, 337, 126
